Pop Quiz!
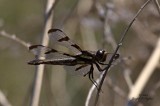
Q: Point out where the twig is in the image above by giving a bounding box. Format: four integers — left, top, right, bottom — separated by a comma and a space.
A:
154, 0, 160, 15
0, 90, 12, 106
103, 7, 117, 49
94, 0, 127, 93
94, 0, 153, 105
85, 67, 127, 106
0, 31, 30, 48
128, 37, 160, 99
30, 0, 56, 106
103, 0, 128, 97
104, 3, 134, 90
123, 69, 133, 90
85, 77, 102, 106
115, 8, 157, 46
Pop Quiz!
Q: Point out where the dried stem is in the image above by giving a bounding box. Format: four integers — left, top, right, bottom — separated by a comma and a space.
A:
30, 0, 56, 106
103, 7, 117, 49
154, 0, 160, 15
0, 90, 12, 106
0, 31, 30, 48
85, 77, 101, 106
97, 0, 134, 90
86, 70, 127, 106
85, 1, 126, 103
94, 0, 152, 105
128, 0, 160, 99
123, 69, 133, 90
128, 37, 160, 99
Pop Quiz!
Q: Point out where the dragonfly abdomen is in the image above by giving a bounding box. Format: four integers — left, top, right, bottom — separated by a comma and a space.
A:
28, 58, 89, 66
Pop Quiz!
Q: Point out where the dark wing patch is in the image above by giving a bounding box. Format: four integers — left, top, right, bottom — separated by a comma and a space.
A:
29, 45, 57, 55
71, 44, 82, 52
58, 36, 69, 42
48, 28, 82, 55
48, 28, 62, 34
29, 45, 74, 59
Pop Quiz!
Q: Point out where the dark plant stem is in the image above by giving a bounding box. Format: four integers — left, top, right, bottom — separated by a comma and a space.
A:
94, 0, 153, 105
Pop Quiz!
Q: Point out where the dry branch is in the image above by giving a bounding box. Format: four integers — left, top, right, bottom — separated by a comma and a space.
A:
128, 37, 160, 99
0, 90, 12, 106
94, 0, 153, 105
30, 0, 56, 106
0, 31, 30, 48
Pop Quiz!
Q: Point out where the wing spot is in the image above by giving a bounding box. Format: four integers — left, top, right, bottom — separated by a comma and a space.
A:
45, 49, 58, 54
71, 44, 82, 51
58, 36, 69, 42
48, 28, 63, 34
29, 45, 44, 50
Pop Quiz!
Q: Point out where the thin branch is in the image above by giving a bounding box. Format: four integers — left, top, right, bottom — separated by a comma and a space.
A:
123, 69, 133, 90
104, 3, 134, 90
97, 1, 134, 90
154, 0, 160, 15
85, 77, 102, 106
93, 0, 127, 94
0, 90, 12, 106
0, 30, 30, 48
103, 7, 117, 49
118, 1, 152, 44
104, 7, 131, 95
86, 70, 127, 106
30, 0, 56, 106
115, 8, 157, 46
94, 0, 153, 105
128, 37, 160, 99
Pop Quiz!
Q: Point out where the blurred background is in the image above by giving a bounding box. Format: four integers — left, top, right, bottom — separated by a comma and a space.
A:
0, 0, 160, 106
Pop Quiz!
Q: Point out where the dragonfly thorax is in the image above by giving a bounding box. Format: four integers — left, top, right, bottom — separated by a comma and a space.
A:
96, 49, 107, 62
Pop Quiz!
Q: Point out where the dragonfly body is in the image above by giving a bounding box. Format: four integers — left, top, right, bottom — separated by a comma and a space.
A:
28, 29, 119, 86
28, 53, 94, 66
28, 50, 105, 69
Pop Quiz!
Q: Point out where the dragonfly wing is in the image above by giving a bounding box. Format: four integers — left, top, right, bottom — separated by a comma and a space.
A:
48, 29, 82, 55
29, 45, 74, 59
29, 45, 52, 57
64, 64, 91, 76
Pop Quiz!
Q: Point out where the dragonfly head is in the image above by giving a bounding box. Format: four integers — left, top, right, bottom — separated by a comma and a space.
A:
96, 49, 107, 62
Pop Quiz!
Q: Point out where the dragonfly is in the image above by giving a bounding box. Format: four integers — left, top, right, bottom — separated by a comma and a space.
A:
28, 29, 119, 87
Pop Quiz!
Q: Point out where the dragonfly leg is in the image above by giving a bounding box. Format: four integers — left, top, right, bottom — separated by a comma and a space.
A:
88, 65, 99, 89
98, 62, 109, 65
83, 70, 90, 77
95, 62, 103, 72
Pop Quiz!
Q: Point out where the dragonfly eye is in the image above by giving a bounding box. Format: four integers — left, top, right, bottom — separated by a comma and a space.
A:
96, 50, 106, 62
